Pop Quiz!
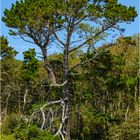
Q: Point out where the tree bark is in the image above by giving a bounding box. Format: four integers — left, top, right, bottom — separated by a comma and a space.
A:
63, 47, 70, 140
62, 20, 74, 139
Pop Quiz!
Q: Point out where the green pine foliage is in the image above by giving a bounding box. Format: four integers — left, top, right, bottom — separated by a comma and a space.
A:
21, 49, 39, 82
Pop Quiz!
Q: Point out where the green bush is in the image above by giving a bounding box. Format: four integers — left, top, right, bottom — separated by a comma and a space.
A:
2, 115, 59, 140
1, 114, 20, 135
0, 134, 15, 140
14, 123, 59, 140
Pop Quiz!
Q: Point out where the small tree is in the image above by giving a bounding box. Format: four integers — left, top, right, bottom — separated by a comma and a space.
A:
0, 36, 19, 122
0, 36, 18, 60
21, 48, 39, 82
20, 48, 39, 114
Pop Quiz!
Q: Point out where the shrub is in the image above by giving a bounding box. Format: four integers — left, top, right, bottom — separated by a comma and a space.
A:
1, 114, 20, 135
14, 123, 59, 140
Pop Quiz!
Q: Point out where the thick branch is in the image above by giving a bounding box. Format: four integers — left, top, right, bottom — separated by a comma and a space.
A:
40, 108, 46, 130
69, 43, 115, 71
29, 98, 68, 139
69, 26, 113, 53
44, 63, 68, 87
48, 28, 65, 46
55, 101, 67, 140
16, 33, 36, 45
41, 46, 67, 87
30, 98, 68, 120
69, 53, 98, 71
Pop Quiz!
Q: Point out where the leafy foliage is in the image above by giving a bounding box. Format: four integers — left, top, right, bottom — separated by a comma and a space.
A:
0, 36, 18, 59
14, 123, 59, 140
21, 48, 39, 82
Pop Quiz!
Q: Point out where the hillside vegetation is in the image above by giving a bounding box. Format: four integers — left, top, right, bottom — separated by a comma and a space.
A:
0, 34, 139, 140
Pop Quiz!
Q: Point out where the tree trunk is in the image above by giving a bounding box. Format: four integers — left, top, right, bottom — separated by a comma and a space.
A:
63, 47, 71, 140
62, 22, 73, 139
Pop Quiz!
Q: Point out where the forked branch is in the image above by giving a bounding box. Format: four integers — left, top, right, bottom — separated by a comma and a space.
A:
29, 98, 68, 139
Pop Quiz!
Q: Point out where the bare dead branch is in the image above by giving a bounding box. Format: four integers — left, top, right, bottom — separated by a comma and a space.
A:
125, 106, 130, 121
55, 101, 67, 140
50, 80, 67, 87
29, 110, 40, 125
49, 108, 54, 130
40, 107, 46, 130
22, 89, 28, 114
29, 98, 66, 123
1, 93, 10, 115
29, 98, 68, 140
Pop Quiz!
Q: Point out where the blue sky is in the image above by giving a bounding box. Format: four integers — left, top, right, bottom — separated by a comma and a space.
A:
0, 0, 139, 60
